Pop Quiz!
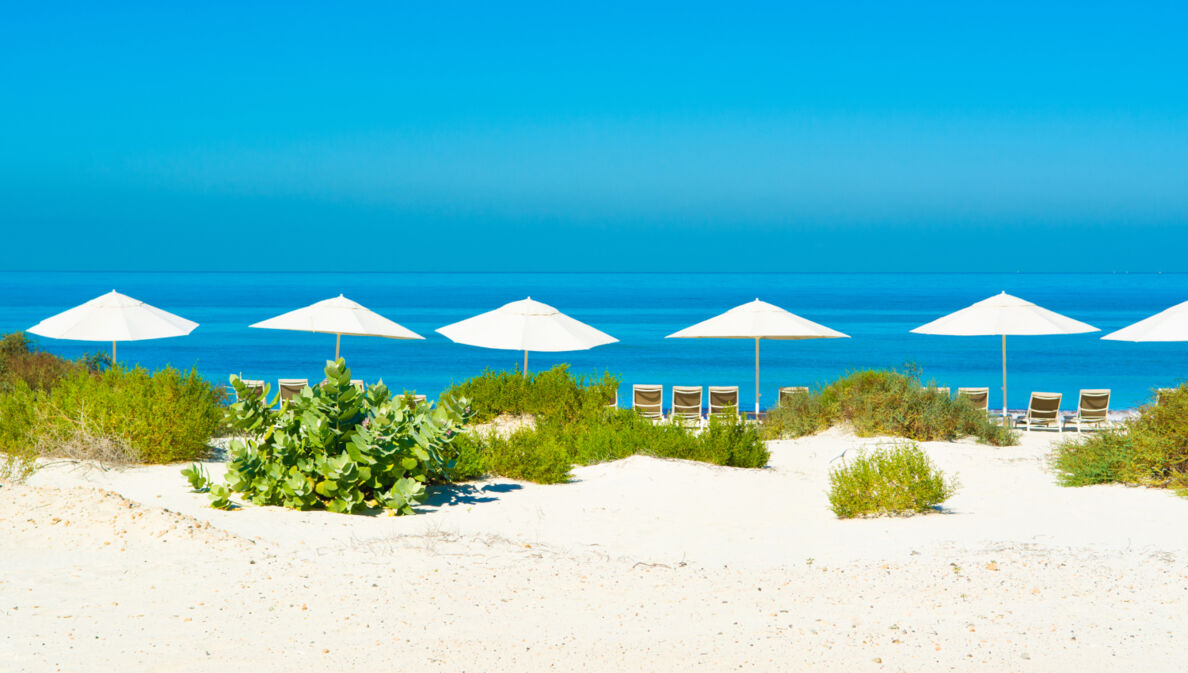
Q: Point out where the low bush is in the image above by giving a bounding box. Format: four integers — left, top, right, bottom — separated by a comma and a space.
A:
193, 358, 474, 514
827, 441, 958, 518
0, 331, 103, 393
441, 364, 618, 423
1053, 385, 1188, 494
0, 365, 226, 465
762, 369, 1016, 446
449, 401, 770, 484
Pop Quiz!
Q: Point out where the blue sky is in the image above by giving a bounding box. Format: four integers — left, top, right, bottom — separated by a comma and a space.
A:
2, 2, 1186, 271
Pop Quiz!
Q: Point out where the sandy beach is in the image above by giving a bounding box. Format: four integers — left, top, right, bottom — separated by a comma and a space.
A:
3, 429, 1186, 672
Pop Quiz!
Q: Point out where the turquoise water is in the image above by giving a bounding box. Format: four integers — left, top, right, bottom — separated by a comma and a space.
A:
2, 272, 1185, 410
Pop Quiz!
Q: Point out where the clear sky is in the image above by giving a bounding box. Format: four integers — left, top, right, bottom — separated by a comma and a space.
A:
2, 1, 1186, 271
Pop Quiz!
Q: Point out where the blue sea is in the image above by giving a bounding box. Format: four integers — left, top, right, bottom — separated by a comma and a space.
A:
1, 272, 1185, 410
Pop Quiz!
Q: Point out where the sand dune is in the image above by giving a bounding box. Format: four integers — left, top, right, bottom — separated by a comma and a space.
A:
3, 430, 1186, 671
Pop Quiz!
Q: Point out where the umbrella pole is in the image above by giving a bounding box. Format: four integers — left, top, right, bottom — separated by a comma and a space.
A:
335, 333, 341, 360
112, 341, 116, 366
754, 337, 760, 417
523, 350, 528, 378
1001, 334, 1008, 427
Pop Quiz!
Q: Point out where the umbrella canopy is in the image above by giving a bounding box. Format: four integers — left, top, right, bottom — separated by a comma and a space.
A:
250, 295, 424, 359
27, 290, 198, 362
912, 292, 1098, 420
666, 299, 849, 414
1102, 299, 1188, 342
435, 297, 618, 375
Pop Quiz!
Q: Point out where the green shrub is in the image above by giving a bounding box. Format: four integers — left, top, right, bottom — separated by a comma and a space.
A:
0, 365, 226, 464
762, 369, 1016, 446
457, 406, 770, 484
0, 382, 37, 459
0, 331, 93, 393
1053, 385, 1188, 494
441, 367, 769, 484
477, 427, 576, 484
204, 358, 474, 514
828, 442, 958, 518
441, 364, 618, 423
442, 433, 488, 482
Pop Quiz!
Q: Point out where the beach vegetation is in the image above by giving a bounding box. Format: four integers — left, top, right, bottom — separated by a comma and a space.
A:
440, 364, 618, 423
202, 358, 474, 514
761, 369, 1016, 446
0, 452, 37, 483
443, 367, 769, 483
0, 364, 226, 466
1053, 385, 1188, 494
0, 331, 108, 393
827, 441, 958, 518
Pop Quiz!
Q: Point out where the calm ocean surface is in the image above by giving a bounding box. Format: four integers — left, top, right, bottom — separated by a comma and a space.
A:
2, 272, 1185, 410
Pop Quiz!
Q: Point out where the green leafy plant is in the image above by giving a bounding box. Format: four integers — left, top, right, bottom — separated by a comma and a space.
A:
827, 441, 958, 518
208, 483, 234, 510
182, 463, 211, 492
203, 358, 474, 514
762, 369, 1016, 446
1053, 385, 1188, 494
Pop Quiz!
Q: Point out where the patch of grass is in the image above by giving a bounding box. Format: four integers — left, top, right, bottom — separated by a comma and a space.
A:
0, 452, 37, 484
1053, 385, 1188, 493
474, 427, 576, 484
440, 364, 618, 423
762, 369, 1016, 446
0, 365, 227, 465
827, 441, 958, 519
450, 403, 770, 484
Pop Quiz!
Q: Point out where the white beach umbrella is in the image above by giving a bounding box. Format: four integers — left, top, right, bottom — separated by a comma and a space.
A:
435, 297, 618, 376
250, 295, 424, 359
666, 299, 849, 415
27, 290, 198, 363
1102, 299, 1188, 342
911, 292, 1098, 421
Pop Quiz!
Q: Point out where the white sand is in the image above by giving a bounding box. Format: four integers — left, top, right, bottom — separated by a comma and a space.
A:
3, 429, 1187, 671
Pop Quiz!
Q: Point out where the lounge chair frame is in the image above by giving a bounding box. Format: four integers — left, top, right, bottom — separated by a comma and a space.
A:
708, 386, 740, 420
956, 387, 990, 413
1066, 389, 1110, 432
777, 386, 809, 406
1015, 392, 1062, 432
671, 386, 704, 426
277, 378, 309, 403
632, 384, 664, 421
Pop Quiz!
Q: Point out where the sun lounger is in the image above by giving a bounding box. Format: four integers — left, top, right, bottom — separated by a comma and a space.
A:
778, 386, 809, 406
607, 389, 619, 409
237, 379, 266, 402
671, 386, 704, 425
708, 386, 740, 420
957, 387, 990, 412
1157, 387, 1177, 404
921, 386, 950, 397
632, 384, 663, 420
350, 379, 365, 391
1066, 389, 1110, 432
1014, 392, 1062, 432
278, 378, 309, 402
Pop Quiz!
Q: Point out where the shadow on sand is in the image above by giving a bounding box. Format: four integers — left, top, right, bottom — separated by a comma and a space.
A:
423, 482, 523, 508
